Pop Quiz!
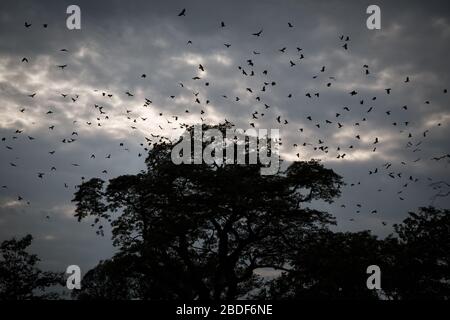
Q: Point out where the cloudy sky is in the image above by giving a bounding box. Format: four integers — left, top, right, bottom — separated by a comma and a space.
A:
0, 0, 449, 276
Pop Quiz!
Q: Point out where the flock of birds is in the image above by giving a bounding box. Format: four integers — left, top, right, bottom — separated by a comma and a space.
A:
0, 7, 449, 230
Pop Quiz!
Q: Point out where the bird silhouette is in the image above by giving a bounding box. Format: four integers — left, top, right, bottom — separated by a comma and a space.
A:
252, 29, 263, 37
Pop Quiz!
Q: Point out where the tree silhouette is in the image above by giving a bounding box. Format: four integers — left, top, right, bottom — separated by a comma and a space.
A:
382, 207, 450, 299
266, 207, 450, 300
72, 124, 450, 300
73, 123, 344, 300
0, 235, 63, 300
75, 255, 143, 300
265, 230, 384, 300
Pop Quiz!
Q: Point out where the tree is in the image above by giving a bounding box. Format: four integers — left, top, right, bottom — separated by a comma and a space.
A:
75, 255, 143, 300
73, 123, 344, 300
0, 235, 63, 300
266, 230, 385, 300
72, 123, 450, 300
266, 207, 450, 300
382, 207, 450, 299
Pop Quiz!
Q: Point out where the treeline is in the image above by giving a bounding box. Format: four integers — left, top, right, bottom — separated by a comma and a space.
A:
1, 124, 448, 300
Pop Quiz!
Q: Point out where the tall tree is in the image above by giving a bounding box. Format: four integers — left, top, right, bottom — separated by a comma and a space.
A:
73, 123, 344, 300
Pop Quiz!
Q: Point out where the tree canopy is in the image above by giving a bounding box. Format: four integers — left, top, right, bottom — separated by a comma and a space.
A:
0, 235, 63, 300
72, 124, 450, 300
73, 123, 344, 299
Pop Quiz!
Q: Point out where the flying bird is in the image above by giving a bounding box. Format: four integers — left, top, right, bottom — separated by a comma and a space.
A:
252, 29, 263, 37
